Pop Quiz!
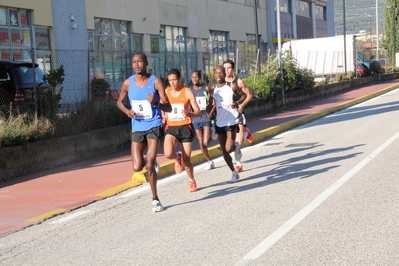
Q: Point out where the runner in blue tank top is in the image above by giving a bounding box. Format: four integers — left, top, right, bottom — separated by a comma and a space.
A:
190, 70, 215, 170
117, 53, 171, 213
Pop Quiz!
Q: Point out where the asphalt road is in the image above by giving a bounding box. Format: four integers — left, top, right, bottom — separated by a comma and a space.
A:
1, 89, 399, 265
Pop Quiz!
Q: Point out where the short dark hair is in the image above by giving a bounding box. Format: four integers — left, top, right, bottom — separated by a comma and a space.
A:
223, 59, 235, 69
191, 70, 200, 77
132, 53, 148, 63
167, 68, 181, 78
215, 65, 226, 74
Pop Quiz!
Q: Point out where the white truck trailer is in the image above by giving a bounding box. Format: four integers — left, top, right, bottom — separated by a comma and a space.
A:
282, 35, 369, 78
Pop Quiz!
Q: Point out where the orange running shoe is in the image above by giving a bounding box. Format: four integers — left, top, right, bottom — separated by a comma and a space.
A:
245, 128, 254, 143
189, 180, 198, 192
235, 165, 243, 172
174, 151, 183, 174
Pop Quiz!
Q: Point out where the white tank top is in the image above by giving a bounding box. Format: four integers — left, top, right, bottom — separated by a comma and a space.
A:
213, 83, 239, 127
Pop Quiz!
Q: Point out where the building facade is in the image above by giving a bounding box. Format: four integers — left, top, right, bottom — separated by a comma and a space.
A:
0, 0, 333, 106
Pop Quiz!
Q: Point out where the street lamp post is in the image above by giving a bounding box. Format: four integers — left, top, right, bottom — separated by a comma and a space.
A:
388, 3, 397, 67
365, 12, 372, 37
376, 0, 379, 60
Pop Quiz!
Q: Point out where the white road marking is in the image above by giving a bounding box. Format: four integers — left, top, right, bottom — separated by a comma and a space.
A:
50, 210, 91, 224
236, 130, 399, 265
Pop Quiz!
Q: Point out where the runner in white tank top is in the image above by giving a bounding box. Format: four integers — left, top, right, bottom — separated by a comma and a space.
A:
206, 66, 244, 183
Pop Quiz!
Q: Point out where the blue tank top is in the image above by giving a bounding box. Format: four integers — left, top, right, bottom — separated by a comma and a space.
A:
127, 75, 162, 132
191, 85, 210, 123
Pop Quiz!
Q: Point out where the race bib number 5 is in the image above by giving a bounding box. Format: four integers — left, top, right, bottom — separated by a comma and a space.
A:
131, 100, 152, 119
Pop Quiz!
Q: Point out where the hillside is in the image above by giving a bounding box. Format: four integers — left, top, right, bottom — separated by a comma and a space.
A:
335, 0, 387, 35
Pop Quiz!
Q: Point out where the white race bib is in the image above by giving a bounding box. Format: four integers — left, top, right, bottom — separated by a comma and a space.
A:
220, 91, 232, 109
169, 103, 185, 121
131, 100, 152, 119
196, 96, 206, 111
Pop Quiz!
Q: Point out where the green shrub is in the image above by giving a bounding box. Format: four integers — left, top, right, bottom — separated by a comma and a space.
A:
91, 78, 111, 96
243, 75, 275, 101
243, 51, 315, 101
41, 65, 65, 120
335, 73, 343, 82
347, 71, 355, 79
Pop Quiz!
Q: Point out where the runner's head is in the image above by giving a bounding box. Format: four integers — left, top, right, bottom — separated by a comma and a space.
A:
223, 60, 235, 78
214, 66, 226, 85
191, 70, 201, 86
132, 53, 148, 75
167, 68, 182, 90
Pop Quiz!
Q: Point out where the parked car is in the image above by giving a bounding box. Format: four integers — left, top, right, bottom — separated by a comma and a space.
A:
0, 61, 50, 111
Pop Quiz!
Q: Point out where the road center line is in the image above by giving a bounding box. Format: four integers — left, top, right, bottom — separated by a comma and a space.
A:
236, 130, 399, 266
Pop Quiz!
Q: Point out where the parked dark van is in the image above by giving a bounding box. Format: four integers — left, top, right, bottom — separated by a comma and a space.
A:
0, 61, 49, 110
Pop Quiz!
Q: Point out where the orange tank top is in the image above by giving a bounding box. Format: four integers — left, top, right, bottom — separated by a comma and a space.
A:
165, 86, 191, 126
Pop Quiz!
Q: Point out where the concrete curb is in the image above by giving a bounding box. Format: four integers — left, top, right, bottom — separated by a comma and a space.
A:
97, 83, 399, 197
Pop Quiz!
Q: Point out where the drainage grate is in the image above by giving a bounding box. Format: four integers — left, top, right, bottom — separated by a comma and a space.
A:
285, 142, 319, 148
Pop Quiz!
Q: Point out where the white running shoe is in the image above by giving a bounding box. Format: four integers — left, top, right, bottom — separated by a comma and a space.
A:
234, 142, 242, 161
204, 160, 215, 170
154, 160, 160, 173
211, 127, 218, 140
229, 171, 240, 183
152, 200, 164, 212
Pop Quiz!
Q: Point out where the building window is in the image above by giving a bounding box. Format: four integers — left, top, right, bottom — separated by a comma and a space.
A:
296, 0, 310, 17
92, 18, 131, 83
316, 5, 326, 20
149, 26, 196, 84
0, 6, 34, 61
239, 34, 257, 77
280, 0, 291, 13
132, 34, 142, 53
208, 30, 232, 64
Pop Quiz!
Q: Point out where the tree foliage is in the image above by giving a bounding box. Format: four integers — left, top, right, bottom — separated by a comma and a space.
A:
243, 52, 315, 101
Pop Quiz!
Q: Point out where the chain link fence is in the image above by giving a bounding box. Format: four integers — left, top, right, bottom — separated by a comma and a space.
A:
1, 47, 293, 117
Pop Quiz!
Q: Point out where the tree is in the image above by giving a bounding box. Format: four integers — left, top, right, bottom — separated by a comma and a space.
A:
383, 0, 398, 66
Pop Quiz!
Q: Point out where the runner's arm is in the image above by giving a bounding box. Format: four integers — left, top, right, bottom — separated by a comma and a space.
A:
237, 78, 252, 110
153, 77, 172, 112
185, 89, 202, 118
117, 78, 135, 118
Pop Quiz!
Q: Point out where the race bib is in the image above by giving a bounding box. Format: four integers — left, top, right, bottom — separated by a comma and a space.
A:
169, 103, 185, 121
131, 100, 152, 119
196, 96, 206, 111
220, 91, 232, 109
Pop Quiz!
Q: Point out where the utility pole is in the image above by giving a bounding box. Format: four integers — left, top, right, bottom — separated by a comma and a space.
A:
276, 0, 285, 108
253, 0, 260, 74
376, 0, 379, 60
343, 0, 347, 75
388, 2, 397, 66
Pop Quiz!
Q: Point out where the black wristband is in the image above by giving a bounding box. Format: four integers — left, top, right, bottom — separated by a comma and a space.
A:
154, 101, 160, 107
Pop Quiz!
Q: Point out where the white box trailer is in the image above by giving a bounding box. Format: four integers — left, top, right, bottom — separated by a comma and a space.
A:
282, 35, 369, 78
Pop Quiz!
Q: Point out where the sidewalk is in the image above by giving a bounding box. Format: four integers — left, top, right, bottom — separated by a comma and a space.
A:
1, 79, 398, 237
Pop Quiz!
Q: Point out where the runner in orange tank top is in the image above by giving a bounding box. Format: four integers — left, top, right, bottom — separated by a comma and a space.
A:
163, 69, 201, 192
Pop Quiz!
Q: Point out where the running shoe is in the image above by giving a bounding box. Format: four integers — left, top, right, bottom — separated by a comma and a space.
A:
211, 126, 218, 140
174, 151, 183, 174
235, 165, 243, 172
244, 128, 254, 143
154, 160, 160, 173
234, 142, 242, 161
189, 180, 198, 192
229, 171, 240, 183
152, 200, 164, 212
204, 161, 215, 170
